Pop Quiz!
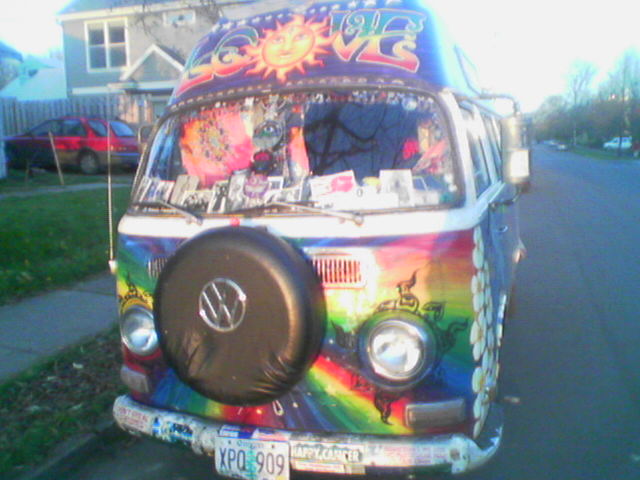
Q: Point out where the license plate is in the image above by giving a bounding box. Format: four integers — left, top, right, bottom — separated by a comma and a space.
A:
215, 437, 289, 480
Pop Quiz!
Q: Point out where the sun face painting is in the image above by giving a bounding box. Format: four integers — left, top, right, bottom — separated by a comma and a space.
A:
244, 15, 335, 82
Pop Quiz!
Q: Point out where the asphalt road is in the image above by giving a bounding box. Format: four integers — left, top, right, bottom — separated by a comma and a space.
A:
64, 147, 640, 480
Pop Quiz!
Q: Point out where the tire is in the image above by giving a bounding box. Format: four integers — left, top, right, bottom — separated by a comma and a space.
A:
154, 226, 326, 406
5, 148, 23, 169
78, 152, 100, 175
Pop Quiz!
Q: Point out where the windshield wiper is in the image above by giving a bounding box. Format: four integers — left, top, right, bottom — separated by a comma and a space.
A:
133, 200, 363, 226
227, 201, 364, 225
132, 200, 203, 225
267, 201, 364, 226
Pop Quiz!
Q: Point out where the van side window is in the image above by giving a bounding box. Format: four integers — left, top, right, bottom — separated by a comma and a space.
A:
462, 109, 491, 196
482, 115, 502, 180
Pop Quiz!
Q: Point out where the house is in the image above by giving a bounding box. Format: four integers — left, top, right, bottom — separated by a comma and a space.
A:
0, 40, 23, 90
0, 41, 23, 178
0, 41, 22, 63
0, 56, 67, 101
56, 0, 244, 121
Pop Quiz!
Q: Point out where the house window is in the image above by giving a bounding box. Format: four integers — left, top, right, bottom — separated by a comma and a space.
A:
87, 19, 127, 70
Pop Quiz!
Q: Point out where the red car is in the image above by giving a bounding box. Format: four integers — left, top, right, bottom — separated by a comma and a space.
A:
4, 116, 140, 174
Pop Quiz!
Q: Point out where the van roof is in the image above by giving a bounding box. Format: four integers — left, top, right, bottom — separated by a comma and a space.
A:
169, 0, 483, 107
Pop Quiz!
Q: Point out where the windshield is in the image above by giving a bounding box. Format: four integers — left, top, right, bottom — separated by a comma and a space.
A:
134, 90, 460, 215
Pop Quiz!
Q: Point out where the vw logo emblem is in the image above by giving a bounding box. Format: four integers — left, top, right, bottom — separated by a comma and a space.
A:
198, 278, 247, 332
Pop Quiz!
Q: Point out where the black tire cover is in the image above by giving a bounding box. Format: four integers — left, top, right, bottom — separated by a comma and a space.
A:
154, 226, 325, 406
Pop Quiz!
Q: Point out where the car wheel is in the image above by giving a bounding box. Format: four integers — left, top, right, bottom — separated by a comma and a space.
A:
79, 152, 100, 175
154, 226, 326, 406
5, 148, 23, 169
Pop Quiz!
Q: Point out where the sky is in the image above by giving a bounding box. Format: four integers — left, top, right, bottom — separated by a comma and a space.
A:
0, 0, 638, 112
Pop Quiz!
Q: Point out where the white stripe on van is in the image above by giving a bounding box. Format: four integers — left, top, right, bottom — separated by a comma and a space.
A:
118, 200, 495, 239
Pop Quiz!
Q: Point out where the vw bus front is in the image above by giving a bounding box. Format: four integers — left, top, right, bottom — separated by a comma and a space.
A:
113, 1, 525, 477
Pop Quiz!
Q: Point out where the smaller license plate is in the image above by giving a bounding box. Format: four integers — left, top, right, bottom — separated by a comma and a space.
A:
216, 437, 289, 480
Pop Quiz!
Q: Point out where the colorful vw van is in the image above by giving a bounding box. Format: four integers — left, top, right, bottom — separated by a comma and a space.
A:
113, 0, 530, 477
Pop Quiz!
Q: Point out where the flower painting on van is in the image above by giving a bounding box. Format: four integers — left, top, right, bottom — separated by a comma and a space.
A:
470, 226, 500, 438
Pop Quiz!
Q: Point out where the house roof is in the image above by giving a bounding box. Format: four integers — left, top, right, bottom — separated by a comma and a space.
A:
0, 41, 22, 62
0, 57, 67, 101
119, 43, 184, 82
59, 0, 175, 15
59, 0, 247, 17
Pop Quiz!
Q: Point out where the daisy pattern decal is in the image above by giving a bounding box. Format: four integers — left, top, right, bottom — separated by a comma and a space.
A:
470, 226, 500, 438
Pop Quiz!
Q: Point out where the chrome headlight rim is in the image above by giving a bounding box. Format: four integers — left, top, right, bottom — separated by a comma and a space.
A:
359, 311, 436, 387
120, 306, 159, 356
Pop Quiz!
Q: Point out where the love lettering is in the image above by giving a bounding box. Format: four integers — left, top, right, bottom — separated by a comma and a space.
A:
330, 9, 426, 72
178, 8, 427, 94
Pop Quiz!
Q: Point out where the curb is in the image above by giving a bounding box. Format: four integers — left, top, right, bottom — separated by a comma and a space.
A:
17, 418, 126, 480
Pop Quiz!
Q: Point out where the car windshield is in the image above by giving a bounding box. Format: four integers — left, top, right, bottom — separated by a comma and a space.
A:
134, 90, 460, 214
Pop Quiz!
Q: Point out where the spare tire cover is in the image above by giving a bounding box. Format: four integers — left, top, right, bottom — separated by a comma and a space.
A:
154, 226, 325, 406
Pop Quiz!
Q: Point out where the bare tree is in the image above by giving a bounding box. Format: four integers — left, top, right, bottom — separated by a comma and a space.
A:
568, 60, 596, 107
538, 49, 640, 150
108, 0, 222, 58
566, 60, 596, 146
604, 49, 640, 155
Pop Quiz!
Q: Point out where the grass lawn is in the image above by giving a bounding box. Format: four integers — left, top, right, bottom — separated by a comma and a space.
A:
0, 327, 126, 477
571, 146, 638, 161
0, 168, 132, 195
0, 182, 132, 476
0, 186, 131, 305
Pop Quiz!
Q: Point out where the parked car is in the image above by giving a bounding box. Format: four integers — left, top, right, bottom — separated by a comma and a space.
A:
4, 116, 140, 174
543, 139, 567, 150
603, 136, 632, 151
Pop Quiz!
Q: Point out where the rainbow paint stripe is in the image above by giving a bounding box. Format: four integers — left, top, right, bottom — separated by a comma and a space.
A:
118, 229, 478, 436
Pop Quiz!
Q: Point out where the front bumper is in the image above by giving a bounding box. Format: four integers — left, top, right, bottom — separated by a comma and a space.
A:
114, 395, 502, 476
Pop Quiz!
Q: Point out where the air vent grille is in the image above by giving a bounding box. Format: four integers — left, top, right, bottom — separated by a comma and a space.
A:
147, 256, 168, 279
312, 255, 364, 288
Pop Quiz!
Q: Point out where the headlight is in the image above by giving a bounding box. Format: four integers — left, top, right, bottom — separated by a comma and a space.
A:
120, 307, 158, 356
365, 318, 435, 382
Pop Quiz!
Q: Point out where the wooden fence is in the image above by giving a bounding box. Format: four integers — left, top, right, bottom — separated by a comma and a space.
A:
0, 94, 153, 137
0, 109, 5, 179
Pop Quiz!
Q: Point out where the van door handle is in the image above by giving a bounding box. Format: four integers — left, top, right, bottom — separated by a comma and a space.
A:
497, 225, 509, 234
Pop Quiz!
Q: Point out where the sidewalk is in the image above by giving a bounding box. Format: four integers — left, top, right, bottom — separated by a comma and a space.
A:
0, 272, 118, 381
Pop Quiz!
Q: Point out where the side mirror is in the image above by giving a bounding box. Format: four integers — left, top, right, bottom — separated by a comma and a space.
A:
501, 116, 531, 187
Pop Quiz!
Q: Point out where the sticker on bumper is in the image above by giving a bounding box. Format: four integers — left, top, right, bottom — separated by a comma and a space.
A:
290, 441, 366, 474
113, 403, 154, 435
